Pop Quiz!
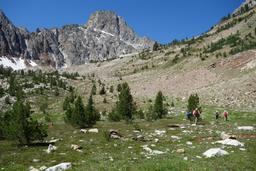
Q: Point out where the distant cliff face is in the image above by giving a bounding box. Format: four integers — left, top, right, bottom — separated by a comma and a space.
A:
0, 10, 155, 68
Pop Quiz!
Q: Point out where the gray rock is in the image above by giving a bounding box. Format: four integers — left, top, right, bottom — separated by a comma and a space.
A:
0, 10, 155, 69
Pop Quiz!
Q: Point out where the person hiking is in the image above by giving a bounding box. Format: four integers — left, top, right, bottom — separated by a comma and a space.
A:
185, 111, 193, 121
223, 111, 228, 121
215, 111, 220, 120
193, 108, 201, 124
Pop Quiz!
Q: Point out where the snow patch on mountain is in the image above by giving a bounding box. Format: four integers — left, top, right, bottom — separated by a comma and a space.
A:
0, 56, 37, 70
94, 28, 115, 37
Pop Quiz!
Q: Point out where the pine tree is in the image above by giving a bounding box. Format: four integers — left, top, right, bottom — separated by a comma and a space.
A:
64, 94, 99, 128
8, 74, 16, 96
63, 96, 70, 111
117, 84, 122, 92
85, 94, 99, 126
153, 91, 166, 119
72, 96, 87, 128
91, 83, 97, 95
153, 42, 159, 51
187, 93, 200, 112
99, 86, 106, 95
2, 100, 47, 145
0, 86, 4, 98
109, 85, 114, 93
116, 82, 135, 122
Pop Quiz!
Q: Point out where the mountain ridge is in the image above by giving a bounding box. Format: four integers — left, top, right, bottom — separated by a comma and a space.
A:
0, 10, 155, 69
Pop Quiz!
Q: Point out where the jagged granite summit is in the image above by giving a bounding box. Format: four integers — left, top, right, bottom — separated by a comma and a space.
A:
0, 10, 155, 68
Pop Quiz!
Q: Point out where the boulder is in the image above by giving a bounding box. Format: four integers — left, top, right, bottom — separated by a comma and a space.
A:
176, 148, 185, 153
29, 166, 39, 171
109, 129, 122, 139
216, 139, 244, 147
141, 145, 165, 155
45, 162, 71, 171
186, 141, 193, 145
133, 130, 141, 133
88, 128, 99, 133
239, 148, 246, 151
46, 144, 57, 154
171, 135, 181, 140
39, 166, 47, 171
48, 139, 60, 143
71, 144, 82, 152
220, 132, 236, 140
80, 129, 87, 133
132, 134, 147, 142
203, 148, 229, 158
154, 129, 166, 137
32, 159, 40, 163
237, 126, 254, 131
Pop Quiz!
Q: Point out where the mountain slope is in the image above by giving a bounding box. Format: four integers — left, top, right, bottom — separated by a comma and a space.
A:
64, 2, 256, 111
0, 10, 155, 69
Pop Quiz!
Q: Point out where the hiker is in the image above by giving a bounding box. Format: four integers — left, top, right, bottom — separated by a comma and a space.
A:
215, 111, 220, 120
223, 111, 228, 121
185, 111, 193, 121
193, 108, 201, 124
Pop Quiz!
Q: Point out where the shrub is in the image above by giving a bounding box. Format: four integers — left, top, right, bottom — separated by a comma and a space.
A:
103, 97, 107, 103
108, 110, 121, 122
99, 86, 106, 95
109, 85, 114, 93
153, 42, 160, 51
171, 102, 175, 107
5, 96, 11, 105
136, 109, 145, 119
54, 88, 59, 96
146, 105, 157, 121
117, 84, 122, 92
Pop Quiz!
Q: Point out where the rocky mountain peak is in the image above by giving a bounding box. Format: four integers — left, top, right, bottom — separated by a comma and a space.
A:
86, 10, 136, 40
87, 11, 120, 32
0, 10, 155, 69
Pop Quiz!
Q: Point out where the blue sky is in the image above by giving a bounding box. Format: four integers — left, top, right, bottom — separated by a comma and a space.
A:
0, 0, 244, 43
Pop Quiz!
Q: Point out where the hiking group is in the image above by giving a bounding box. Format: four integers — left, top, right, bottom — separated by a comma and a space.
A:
186, 109, 229, 124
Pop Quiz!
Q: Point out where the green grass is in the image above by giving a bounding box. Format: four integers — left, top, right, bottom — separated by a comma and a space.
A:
0, 107, 256, 171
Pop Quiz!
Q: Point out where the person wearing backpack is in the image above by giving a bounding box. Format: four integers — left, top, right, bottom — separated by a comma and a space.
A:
223, 111, 228, 121
215, 111, 220, 120
193, 108, 201, 124
185, 111, 193, 121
